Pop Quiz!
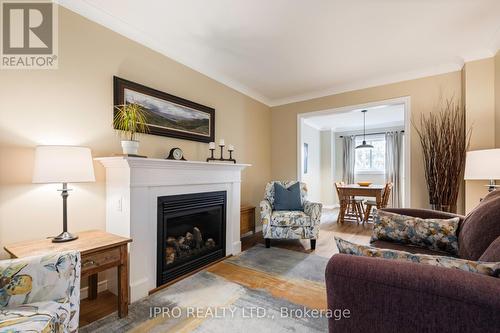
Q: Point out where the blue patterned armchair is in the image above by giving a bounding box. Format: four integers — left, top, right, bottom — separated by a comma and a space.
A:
260, 181, 322, 249
0, 251, 81, 333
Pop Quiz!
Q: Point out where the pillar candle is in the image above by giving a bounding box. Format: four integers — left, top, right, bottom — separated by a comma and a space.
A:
209, 142, 216, 149
219, 139, 225, 146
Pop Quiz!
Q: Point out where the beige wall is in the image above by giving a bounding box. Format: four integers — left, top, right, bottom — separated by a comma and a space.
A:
463, 58, 496, 212
301, 122, 321, 202
0, 7, 271, 257
496, 52, 500, 148
271, 71, 463, 211
320, 130, 335, 205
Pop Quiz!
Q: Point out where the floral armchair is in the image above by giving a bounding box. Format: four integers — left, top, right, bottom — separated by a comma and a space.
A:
260, 181, 322, 249
0, 251, 81, 333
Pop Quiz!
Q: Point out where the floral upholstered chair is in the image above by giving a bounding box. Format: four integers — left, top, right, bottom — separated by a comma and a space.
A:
0, 251, 81, 333
260, 181, 322, 249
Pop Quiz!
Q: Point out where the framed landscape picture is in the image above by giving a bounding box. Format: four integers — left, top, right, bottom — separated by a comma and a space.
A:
113, 76, 215, 143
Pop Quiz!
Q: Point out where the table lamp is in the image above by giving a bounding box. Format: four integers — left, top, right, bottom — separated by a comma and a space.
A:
464, 148, 500, 192
32, 146, 95, 242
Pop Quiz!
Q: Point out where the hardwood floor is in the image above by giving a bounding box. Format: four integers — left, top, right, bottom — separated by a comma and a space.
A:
79, 290, 117, 327
80, 208, 372, 326
242, 212, 372, 258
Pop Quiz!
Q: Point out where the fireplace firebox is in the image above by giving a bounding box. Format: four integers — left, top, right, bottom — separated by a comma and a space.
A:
157, 191, 226, 286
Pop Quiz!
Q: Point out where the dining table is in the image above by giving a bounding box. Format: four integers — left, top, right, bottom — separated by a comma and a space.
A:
336, 184, 385, 223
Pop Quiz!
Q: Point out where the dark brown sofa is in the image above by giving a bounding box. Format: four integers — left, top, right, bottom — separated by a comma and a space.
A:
326, 191, 500, 333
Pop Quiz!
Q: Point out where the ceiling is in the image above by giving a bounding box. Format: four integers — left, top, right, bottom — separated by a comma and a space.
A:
59, 0, 500, 106
303, 104, 405, 132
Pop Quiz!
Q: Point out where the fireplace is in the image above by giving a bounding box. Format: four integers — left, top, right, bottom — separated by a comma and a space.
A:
157, 191, 226, 286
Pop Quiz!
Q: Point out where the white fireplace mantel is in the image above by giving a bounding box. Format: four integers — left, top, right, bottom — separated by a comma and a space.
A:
96, 156, 250, 301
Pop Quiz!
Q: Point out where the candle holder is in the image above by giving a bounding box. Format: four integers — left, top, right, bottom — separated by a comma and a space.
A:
220, 144, 225, 160
206, 144, 236, 163
208, 148, 215, 160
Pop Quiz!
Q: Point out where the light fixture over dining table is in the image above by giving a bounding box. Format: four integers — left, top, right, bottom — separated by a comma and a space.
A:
356, 109, 374, 149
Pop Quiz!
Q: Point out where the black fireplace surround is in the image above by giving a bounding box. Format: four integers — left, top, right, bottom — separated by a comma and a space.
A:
157, 191, 226, 286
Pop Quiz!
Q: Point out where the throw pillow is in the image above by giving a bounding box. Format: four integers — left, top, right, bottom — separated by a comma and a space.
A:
273, 182, 303, 211
335, 237, 499, 278
371, 210, 460, 255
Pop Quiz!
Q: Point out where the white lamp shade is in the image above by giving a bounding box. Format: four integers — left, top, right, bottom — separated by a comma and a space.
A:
33, 146, 96, 184
464, 149, 500, 180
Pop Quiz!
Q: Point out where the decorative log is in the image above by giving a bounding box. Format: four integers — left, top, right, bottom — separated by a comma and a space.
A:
167, 236, 180, 256
185, 232, 196, 249
165, 246, 176, 264
176, 236, 188, 250
178, 243, 191, 252
165, 227, 219, 265
193, 227, 202, 249
205, 238, 215, 248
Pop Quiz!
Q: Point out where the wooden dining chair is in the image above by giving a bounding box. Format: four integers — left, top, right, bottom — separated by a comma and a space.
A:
335, 182, 364, 223
363, 182, 393, 223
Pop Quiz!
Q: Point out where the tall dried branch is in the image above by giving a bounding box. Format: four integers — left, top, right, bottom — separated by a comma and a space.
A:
413, 98, 471, 212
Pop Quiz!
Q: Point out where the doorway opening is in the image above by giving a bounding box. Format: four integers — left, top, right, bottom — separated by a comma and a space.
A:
297, 97, 411, 209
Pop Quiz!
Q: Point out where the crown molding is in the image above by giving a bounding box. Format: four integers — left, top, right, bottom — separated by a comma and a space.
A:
56, 1, 499, 109
56, 0, 272, 106
268, 62, 468, 107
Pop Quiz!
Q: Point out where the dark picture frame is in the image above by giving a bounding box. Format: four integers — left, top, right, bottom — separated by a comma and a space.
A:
113, 76, 215, 143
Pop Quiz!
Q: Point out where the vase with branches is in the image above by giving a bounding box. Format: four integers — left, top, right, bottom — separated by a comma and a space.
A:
113, 103, 149, 155
413, 98, 471, 213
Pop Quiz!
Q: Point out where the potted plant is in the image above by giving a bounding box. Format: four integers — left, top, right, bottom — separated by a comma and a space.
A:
413, 98, 471, 212
113, 103, 148, 155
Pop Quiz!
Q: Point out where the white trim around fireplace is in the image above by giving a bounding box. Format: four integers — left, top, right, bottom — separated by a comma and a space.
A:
96, 157, 250, 302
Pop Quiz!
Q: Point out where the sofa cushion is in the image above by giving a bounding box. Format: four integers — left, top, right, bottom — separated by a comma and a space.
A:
459, 190, 500, 260
273, 182, 303, 211
336, 237, 499, 278
371, 240, 454, 256
371, 210, 460, 255
0, 300, 71, 332
479, 236, 500, 262
271, 211, 311, 227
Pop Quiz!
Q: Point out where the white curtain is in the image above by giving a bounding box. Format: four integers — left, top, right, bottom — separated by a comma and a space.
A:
342, 136, 356, 184
385, 131, 403, 207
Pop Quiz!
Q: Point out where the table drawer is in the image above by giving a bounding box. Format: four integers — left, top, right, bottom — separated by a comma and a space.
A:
82, 247, 121, 274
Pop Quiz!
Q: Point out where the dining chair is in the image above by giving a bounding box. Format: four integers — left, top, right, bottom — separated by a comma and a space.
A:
335, 182, 364, 223
363, 182, 393, 223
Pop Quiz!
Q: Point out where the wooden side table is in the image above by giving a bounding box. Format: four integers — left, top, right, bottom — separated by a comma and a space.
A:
4, 230, 132, 318
240, 205, 256, 237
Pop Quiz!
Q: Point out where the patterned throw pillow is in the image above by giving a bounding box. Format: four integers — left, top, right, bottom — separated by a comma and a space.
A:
335, 237, 499, 278
371, 210, 460, 255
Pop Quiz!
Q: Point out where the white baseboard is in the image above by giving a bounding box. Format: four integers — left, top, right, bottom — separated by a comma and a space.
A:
232, 240, 242, 255
80, 280, 108, 300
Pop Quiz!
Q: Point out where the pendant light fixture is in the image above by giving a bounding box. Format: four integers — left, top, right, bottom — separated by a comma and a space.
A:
356, 110, 374, 149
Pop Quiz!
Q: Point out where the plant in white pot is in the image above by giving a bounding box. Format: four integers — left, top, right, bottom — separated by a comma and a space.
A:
113, 103, 148, 155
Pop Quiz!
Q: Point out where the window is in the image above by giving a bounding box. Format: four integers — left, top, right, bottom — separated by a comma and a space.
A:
355, 135, 385, 173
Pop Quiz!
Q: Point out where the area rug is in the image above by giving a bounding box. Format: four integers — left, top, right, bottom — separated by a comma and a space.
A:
81, 244, 329, 332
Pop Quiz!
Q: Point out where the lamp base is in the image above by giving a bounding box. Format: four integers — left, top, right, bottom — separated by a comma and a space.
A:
52, 231, 78, 243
